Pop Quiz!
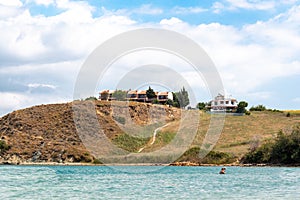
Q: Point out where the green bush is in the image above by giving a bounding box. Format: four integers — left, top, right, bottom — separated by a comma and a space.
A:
250, 105, 266, 111
0, 140, 10, 153
85, 96, 97, 101
177, 147, 236, 164
242, 125, 300, 164
93, 158, 102, 164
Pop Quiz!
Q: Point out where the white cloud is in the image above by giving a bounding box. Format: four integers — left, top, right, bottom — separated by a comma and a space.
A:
0, 0, 23, 7
158, 6, 300, 97
213, 0, 276, 12
32, 0, 54, 7
213, 0, 300, 12
172, 6, 207, 14
28, 83, 56, 89
132, 4, 163, 15
1, 1, 300, 115
160, 17, 183, 25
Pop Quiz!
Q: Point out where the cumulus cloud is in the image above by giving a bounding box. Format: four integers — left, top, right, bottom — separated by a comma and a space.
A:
0, 0, 23, 7
160, 17, 183, 25
0, 1, 300, 115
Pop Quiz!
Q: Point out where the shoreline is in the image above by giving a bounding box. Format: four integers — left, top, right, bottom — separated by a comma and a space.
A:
1, 161, 299, 167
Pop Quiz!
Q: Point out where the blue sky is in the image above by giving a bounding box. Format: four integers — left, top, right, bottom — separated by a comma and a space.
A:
0, 0, 300, 116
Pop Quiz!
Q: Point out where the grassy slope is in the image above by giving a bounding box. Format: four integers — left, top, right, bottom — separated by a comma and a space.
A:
159, 110, 300, 159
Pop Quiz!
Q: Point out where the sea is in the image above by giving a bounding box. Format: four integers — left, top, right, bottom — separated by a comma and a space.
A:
0, 165, 299, 199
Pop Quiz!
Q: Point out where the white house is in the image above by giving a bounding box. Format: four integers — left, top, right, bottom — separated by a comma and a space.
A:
208, 94, 238, 112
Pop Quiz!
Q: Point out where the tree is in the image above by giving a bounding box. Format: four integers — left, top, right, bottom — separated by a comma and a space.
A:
165, 99, 174, 106
100, 91, 109, 100
146, 86, 156, 99
172, 92, 180, 108
174, 87, 190, 109
236, 101, 248, 113
197, 102, 206, 110
112, 90, 127, 101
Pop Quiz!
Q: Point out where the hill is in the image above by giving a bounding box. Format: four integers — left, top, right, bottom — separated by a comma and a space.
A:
0, 100, 299, 165
0, 100, 180, 164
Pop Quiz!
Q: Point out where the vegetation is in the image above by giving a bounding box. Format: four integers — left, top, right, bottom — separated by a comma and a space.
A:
100, 91, 109, 100
93, 158, 102, 164
0, 140, 10, 153
112, 133, 150, 152
174, 87, 190, 109
177, 147, 236, 164
146, 86, 156, 99
85, 96, 97, 101
250, 104, 266, 111
236, 101, 248, 113
165, 99, 174, 106
242, 125, 300, 165
196, 102, 207, 110
112, 90, 127, 101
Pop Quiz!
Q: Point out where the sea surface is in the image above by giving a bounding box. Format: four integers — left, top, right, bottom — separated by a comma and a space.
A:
0, 165, 299, 199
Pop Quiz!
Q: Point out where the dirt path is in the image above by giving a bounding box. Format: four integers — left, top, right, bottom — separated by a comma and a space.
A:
138, 123, 169, 153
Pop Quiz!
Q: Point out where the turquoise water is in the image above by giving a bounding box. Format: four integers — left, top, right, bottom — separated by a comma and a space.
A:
0, 166, 299, 199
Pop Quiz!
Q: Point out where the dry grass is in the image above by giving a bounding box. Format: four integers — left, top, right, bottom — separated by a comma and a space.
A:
160, 110, 300, 158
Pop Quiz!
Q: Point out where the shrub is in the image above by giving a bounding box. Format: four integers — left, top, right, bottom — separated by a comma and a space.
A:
286, 112, 291, 117
93, 158, 102, 164
242, 125, 300, 164
250, 105, 266, 111
236, 101, 248, 113
85, 96, 97, 101
177, 147, 236, 164
0, 140, 10, 153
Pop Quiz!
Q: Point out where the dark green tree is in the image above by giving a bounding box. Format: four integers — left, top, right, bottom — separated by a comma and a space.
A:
112, 90, 127, 101
197, 102, 206, 110
172, 92, 180, 108
174, 87, 190, 109
146, 86, 156, 99
236, 101, 248, 113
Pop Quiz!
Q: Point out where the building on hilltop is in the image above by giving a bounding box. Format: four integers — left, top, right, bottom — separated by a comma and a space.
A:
99, 89, 173, 103
126, 90, 138, 101
207, 93, 238, 112
157, 92, 173, 103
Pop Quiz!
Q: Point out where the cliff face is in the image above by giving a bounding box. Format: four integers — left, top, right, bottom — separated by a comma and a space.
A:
0, 100, 180, 164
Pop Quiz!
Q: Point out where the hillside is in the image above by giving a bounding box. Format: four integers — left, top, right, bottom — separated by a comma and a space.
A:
0, 100, 299, 165
0, 100, 180, 164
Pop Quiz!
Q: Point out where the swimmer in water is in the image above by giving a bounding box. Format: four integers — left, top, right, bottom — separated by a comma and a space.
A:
219, 167, 226, 174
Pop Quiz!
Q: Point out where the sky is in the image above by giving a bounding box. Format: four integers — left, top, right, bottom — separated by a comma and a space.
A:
0, 0, 300, 116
